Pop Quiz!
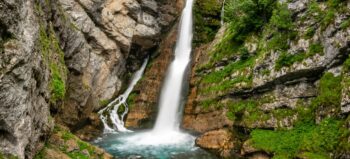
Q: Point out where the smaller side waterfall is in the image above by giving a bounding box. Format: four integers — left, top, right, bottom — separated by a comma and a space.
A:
98, 57, 149, 133
221, 0, 226, 25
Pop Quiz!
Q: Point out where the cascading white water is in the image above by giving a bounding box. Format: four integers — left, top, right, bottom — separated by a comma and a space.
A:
93, 1, 216, 157
98, 57, 149, 133
221, 0, 226, 25
101, 0, 196, 146
153, 0, 194, 132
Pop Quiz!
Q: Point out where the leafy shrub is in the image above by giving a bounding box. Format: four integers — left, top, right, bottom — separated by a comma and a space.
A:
270, 3, 293, 30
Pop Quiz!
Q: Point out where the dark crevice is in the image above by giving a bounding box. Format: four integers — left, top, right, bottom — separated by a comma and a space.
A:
0, 22, 14, 53
228, 67, 325, 98
0, 120, 17, 145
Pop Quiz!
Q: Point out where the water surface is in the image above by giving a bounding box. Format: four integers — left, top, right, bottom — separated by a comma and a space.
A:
94, 130, 218, 159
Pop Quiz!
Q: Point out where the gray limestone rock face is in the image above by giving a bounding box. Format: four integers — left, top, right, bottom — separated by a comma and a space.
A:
53, 0, 181, 131
0, 1, 53, 158
0, 0, 182, 157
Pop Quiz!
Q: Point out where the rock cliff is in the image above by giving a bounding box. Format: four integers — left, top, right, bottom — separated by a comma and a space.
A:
0, 0, 182, 158
184, 0, 350, 158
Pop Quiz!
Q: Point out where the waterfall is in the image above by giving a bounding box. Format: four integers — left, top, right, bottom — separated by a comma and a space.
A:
152, 0, 194, 132
221, 0, 226, 25
98, 57, 149, 133
97, 0, 195, 146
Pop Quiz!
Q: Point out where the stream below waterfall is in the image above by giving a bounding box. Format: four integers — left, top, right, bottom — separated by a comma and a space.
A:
93, 131, 217, 159
93, 0, 218, 158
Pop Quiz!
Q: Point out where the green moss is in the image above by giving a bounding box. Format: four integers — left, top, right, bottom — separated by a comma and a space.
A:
266, 32, 294, 52
227, 100, 258, 121
77, 141, 94, 155
61, 130, 75, 141
0, 152, 18, 159
198, 54, 254, 96
306, 1, 323, 22
275, 52, 305, 70
343, 57, 350, 72
322, 10, 336, 28
127, 92, 138, 107
39, 24, 67, 104
251, 118, 347, 159
99, 99, 110, 107
270, 3, 294, 30
198, 98, 225, 109
304, 0, 347, 29
66, 152, 89, 159
271, 108, 296, 121
298, 152, 330, 159
33, 147, 46, 159
202, 57, 254, 84
304, 27, 316, 39
275, 43, 324, 70
50, 64, 66, 103
309, 43, 324, 55
340, 18, 350, 30
310, 72, 342, 114
261, 69, 271, 76
193, 0, 221, 44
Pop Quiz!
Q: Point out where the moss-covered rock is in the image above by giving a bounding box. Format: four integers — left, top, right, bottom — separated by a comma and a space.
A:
185, 0, 350, 158
193, 0, 222, 44
33, 125, 113, 159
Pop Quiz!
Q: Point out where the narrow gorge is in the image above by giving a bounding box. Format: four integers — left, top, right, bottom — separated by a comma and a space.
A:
0, 0, 350, 159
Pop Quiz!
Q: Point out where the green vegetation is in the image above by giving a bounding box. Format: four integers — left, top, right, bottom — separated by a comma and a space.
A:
275, 43, 324, 70
39, 24, 67, 104
61, 130, 75, 141
265, 3, 295, 51
226, 97, 279, 125
193, 0, 222, 44
0, 152, 18, 159
192, 0, 350, 158
224, 0, 276, 38
340, 18, 350, 30
99, 99, 110, 107
234, 72, 346, 158
310, 72, 342, 115
304, 27, 316, 39
34, 125, 105, 159
275, 52, 305, 70
269, 3, 293, 30
251, 118, 347, 159
343, 57, 350, 72
303, 0, 348, 29
127, 92, 138, 107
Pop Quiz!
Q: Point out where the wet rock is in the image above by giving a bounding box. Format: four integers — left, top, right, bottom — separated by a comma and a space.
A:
248, 153, 271, 159
182, 109, 233, 133
66, 139, 79, 152
44, 149, 71, 159
126, 23, 180, 128
241, 140, 259, 155
195, 129, 238, 158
